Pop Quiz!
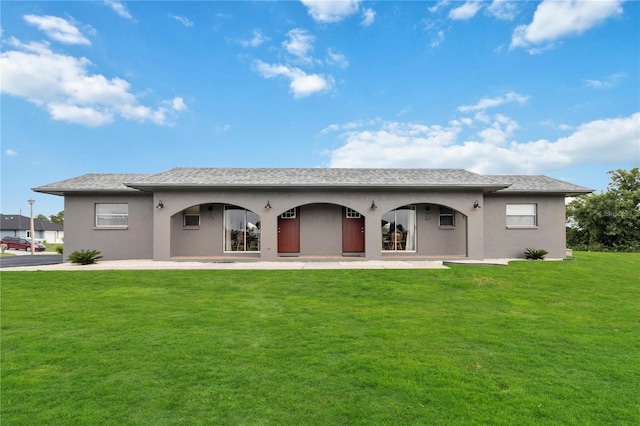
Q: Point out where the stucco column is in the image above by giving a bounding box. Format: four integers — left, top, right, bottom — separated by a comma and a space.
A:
259, 208, 279, 261
365, 212, 382, 260
153, 202, 171, 261
466, 205, 484, 260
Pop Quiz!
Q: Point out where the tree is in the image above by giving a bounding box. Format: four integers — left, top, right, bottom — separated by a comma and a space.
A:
37, 214, 50, 222
49, 211, 64, 225
567, 168, 640, 251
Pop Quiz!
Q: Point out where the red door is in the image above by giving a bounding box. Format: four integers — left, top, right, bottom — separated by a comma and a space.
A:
278, 208, 300, 253
342, 208, 365, 253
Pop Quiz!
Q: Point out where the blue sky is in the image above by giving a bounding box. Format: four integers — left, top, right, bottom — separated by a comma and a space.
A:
2, 0, 639, 217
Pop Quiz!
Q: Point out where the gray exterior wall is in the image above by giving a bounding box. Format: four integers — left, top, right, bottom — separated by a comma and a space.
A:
64, 194, 153, 260
483, 194, 567, 259
59, 188, 568, 262
152, 188, 483, 261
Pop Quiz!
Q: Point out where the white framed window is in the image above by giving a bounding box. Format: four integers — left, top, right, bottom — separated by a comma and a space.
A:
224, 206, 260, 252
346, 208, 361, 219
95, 203, 128, 228
183, 206, 200, 227
280, 208, 296, 219
381, 205, 416, 252
439, 206, 455, 227
506, 204, 537, 227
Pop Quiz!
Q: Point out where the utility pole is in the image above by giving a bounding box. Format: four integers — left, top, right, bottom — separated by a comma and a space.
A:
28, 199, 35, 255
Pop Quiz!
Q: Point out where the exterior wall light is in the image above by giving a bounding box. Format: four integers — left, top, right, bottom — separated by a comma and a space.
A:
156, 200, 164, 209
370, 201, 377, 209
473, 200, 481, 209
265, 201, 272, 209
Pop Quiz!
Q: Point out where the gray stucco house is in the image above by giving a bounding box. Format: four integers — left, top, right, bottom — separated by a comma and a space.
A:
33, 168, 592, 262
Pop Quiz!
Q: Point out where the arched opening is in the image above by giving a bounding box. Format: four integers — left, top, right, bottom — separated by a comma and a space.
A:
276, 203, 366, 257
170, 202, 261, 258
381, 203, 467, 257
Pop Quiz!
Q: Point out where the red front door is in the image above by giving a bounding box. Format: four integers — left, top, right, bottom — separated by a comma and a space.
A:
342, 208, 365, 253
278, 208, 300, 253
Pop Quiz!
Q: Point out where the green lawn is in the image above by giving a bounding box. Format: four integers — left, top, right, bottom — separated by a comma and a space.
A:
1, 252, 638, 425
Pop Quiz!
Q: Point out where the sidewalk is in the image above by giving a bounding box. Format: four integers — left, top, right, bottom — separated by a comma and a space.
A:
2, 259, 453, 271
1, 257, 516, 271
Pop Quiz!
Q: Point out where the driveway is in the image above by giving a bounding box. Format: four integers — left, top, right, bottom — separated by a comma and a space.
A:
0, 253, 63, 268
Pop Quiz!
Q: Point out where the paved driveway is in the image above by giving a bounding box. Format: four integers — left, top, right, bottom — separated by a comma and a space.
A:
0, 254, 63, 269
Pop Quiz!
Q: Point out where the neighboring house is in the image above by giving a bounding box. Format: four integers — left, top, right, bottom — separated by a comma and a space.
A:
32, 168, 592, 262
0, 214, 64, 243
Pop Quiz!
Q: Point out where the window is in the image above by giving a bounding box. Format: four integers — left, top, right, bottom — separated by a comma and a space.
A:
439, 206, 455, 227
224, 206, 260, 252
506, 204, 537, 227
346, 208, 361, 218
280, 208, 296, 219
95, 203, 128, 227
183, 206, 200, 227
381, 206, 416, 252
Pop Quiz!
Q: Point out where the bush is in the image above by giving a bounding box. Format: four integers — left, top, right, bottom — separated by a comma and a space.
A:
68, 249, 102, 265
55, 245, 64, 254
524, 248, 548, 260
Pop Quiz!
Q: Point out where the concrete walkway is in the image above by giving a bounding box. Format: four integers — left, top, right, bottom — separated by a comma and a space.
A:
1, 258, 514, 271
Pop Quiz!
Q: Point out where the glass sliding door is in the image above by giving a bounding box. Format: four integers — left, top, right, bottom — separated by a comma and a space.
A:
224, 206, 260, 252
381, 205, 416, 252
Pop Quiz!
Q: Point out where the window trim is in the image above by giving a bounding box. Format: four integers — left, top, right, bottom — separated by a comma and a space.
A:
223, 205, 261, 253
346, 208, 361, 219
183, 206, 201, 228
506, 203, 538, 228
439, 206, 455, 228
280, 208, 296, 219
95, 203, 128, 229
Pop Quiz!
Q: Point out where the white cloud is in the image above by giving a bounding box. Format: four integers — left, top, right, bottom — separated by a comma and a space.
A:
449, 1, 482, 20
216, 124, 231, 133
253, 60, 334, 98
431, 30, 445, 48
104, 0, 133, 20
300, 0, 361, 23
458, 92, 529, 113
429, 1, 451, 14
23, 15, 90, 45
486, 0, 518, 20
0, 38, 186, 127
327, 113, 640, 174
511, 0, 624, 52
5, 149, 18, 157
361, 8, 375, 26
583, 72, 625, 88
169, 15, 194, 27
283, 28, 315, 64
240, 29, 269, 47
326, 48, 349, 69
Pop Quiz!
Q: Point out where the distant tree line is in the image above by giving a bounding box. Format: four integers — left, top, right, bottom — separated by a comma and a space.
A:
36, 211, 64, 225
566, 168, 639, 252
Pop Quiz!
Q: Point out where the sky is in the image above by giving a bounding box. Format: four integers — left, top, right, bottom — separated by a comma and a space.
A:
1, 0, 639, 217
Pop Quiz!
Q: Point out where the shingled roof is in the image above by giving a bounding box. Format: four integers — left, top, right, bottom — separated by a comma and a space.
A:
0, 214, 63, 232
124, 168, 510, 190
32, 174, 150, 196
32, 168, 593, 196
487, 175, 593, 195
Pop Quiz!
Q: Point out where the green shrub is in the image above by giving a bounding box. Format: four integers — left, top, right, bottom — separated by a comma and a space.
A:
68, 249, 102, 265
524, 248, 549, 260
55, 246, 64, 254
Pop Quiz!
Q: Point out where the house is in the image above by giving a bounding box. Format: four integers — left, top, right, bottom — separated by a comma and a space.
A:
0, 214, 64, 243
32, 168, 592, 262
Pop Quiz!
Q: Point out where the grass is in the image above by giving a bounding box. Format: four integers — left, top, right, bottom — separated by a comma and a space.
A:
1, 252, 638, 425
43, 243, 62, 253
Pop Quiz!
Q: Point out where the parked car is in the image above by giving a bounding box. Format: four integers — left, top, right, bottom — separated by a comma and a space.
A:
0, 236, 46, 252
